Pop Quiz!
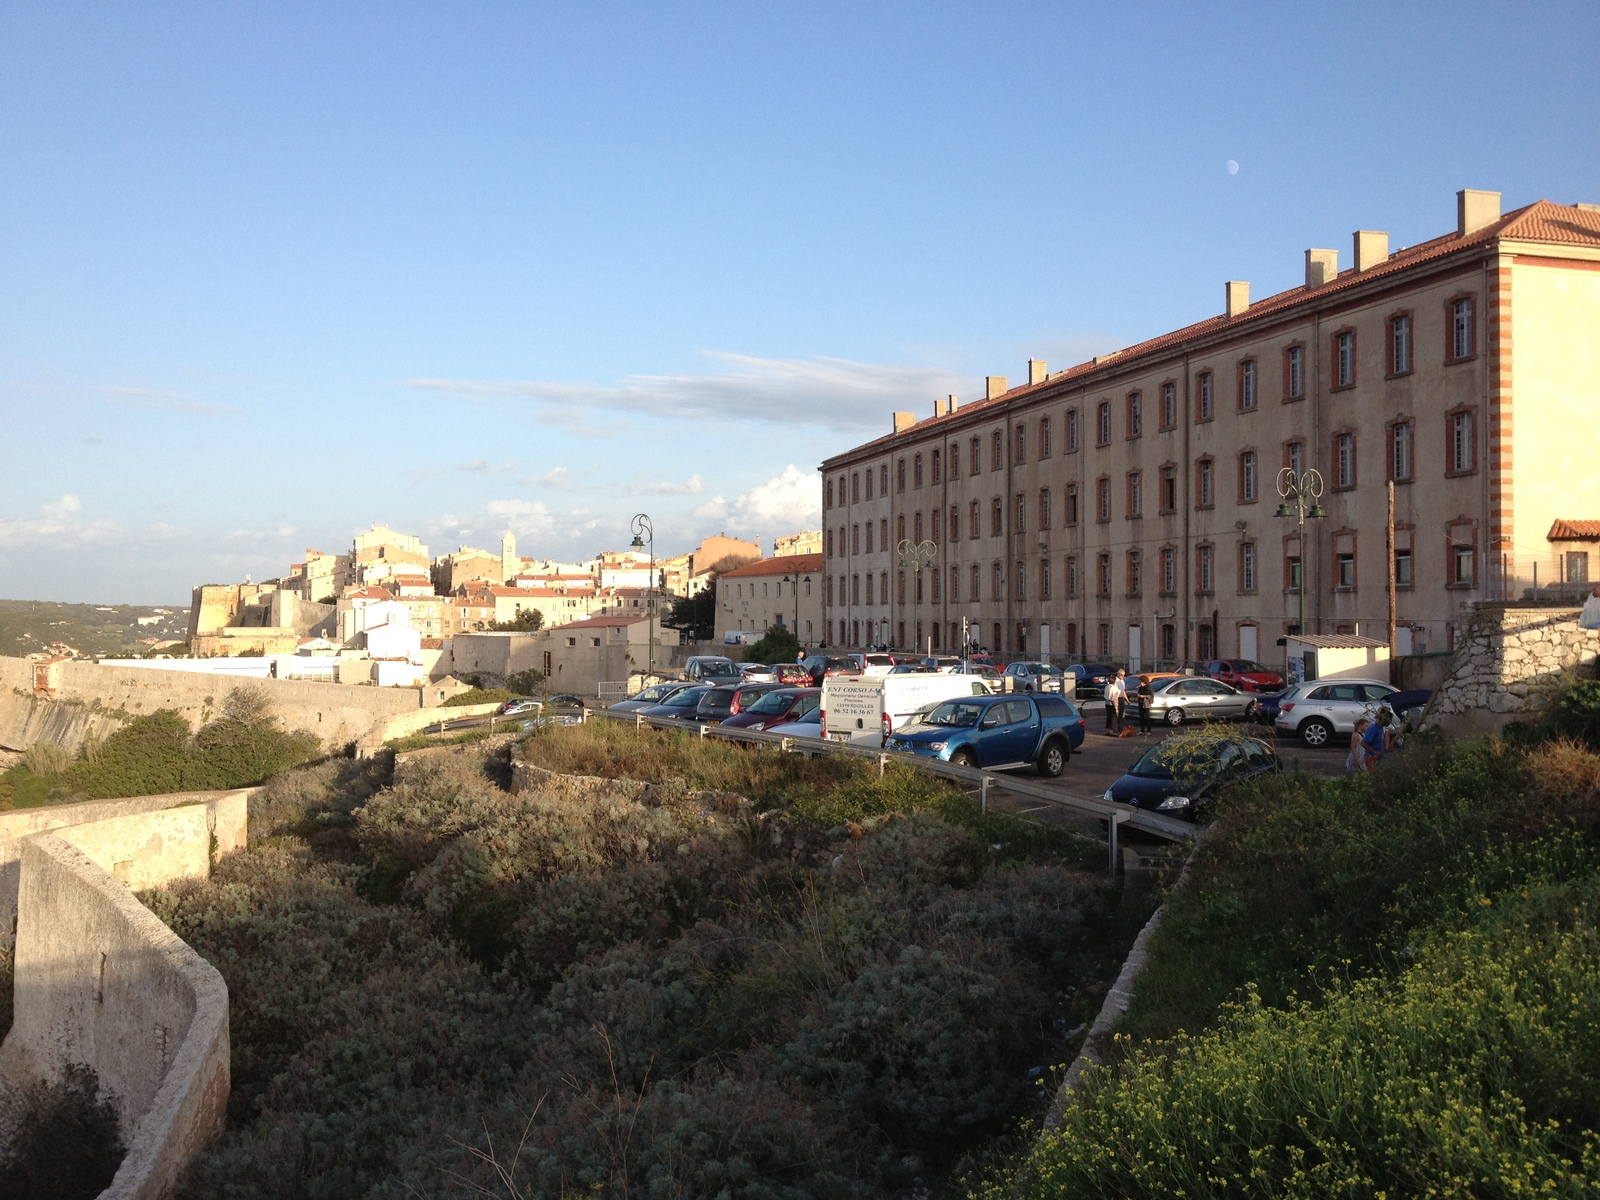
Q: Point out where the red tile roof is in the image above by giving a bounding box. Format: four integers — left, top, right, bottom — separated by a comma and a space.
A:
1548, 519, 1600, 541
824, 200, 1600, 465
720, 553, 824, 578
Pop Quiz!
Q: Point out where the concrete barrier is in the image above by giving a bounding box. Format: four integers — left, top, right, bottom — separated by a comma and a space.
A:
0, 790, 251, 952
0, 835, 230, 1199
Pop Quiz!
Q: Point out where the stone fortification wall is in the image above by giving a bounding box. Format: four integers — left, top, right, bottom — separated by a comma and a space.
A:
0, 790, 249, 952
0, 654, 427, 754
0, 834, 230, 1200
1426, 604, 1600, 737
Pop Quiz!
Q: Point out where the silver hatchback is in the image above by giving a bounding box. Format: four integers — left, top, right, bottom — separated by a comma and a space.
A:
1273, 678, 1398, 747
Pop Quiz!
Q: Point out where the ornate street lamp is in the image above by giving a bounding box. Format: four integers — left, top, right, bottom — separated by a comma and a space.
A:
1274, 467, 1326, 648
896, 539, 937, 652
781, 570, 813, 649
629, 513, 654, 682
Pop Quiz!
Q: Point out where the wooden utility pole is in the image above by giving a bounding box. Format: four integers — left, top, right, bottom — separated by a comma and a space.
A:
1386, 480, 1397, 683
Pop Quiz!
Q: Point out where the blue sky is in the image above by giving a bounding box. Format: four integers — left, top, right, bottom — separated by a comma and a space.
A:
3, 2, 1597, 604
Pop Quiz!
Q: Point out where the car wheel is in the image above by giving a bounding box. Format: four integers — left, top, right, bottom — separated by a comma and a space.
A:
1165, 707, 1186, 726
1243, 699, 1258, 720
1036, 740, 1067, 777
951, 749, 978, 769
1300, 718, 1334, 748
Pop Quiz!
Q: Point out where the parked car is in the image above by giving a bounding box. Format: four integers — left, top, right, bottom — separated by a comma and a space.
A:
1146, 676, 1257, 725
886, 693, 1085, 777
1186, 659, 1286, 694
849, 652, 900, 676
649, 683, 776, 725
1002, 661, 1065, 693
968, 664, 1005, 693
887, 663, 936, 674
920, 655, 967, 673
1067, 663, 1118, 700
609, 681, 694, 712
720, 687, 821, 730
1273, 678, 1402, 747
800, 654, 862, 686
739, 663, 779, 683
1103, 734, 1282, 817
683, 656, 742, 683
498, 697, 543, 716
636, 685, 716, 720
766, 706, 824, 738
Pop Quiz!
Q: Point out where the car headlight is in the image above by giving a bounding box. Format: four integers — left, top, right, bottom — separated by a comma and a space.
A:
1156, 796, 1191, 811
1102, 788, 1116, 802
925, 741, 947, 751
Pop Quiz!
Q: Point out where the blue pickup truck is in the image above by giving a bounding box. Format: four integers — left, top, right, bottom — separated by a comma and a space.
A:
885, 693, 1086, 776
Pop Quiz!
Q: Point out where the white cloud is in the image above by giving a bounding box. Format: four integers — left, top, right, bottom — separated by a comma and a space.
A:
485, 498, 556, 538
712, 465, 820, 535
645, 473, 704, 496
98, 385, 239, 417
520, 467, 571, 487
410, 351, 967, 434
0, 494, 114, 548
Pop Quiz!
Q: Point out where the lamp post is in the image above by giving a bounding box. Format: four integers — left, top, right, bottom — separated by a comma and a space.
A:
1275, 467, 1326, 651
629, 513, 654, 683
781, 569, 812, 649
897, 538, 937, 652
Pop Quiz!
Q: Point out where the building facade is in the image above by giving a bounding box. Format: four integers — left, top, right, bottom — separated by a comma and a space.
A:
821, 190, 1600, 668
718, 553, 823, 646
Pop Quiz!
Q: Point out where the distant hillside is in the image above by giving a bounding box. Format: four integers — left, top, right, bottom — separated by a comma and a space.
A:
0, 599, 190, 658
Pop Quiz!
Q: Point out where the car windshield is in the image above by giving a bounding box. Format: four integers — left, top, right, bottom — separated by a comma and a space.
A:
746, 690, 795, 714
662, 689, 706, 707
1130, 742, 1219, 779
699, 690, 735, 712
1231, 660, 1269, 673
635, 684, 675, 702
922, 700, 988, 728
701, 663, 739, 677
862, 654, 895, 666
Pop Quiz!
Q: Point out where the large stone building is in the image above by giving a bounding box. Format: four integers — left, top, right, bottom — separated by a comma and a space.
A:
820, 190, 1600, 668
718, 553, 823, 646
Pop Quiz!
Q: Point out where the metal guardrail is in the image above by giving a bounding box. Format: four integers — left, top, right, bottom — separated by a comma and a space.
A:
588, 707, 1196, 850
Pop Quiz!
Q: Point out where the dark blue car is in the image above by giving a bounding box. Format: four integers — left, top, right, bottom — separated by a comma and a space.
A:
1104, 734, 1281, 818
886, 693, 1085, 776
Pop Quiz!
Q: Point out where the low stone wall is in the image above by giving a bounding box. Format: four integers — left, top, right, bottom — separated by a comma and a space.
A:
361, 701, 504, 754
1426, 604, 1600, 737
0, 790, 250, 952
0, 835, 230, 1199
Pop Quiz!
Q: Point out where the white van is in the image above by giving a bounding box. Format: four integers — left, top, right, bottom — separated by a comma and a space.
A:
822, 673, 992, 744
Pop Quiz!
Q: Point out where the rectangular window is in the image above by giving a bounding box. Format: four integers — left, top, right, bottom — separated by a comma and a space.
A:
851, 472, 860, 503
825, 478, 833, 509
949, 443, 960, 479
851, 524, 860, 555
1239, 360, 1257, 410
1390, 313, 1412, 375
1067, 555, 1079, 597
896, 514, 905, 543
1161, 548, 1176, 594
1096, 554, 1111, 597
1040, 417, 1052, 458
992, 562, 1003, 599
991, 497, 1003, 537
1014, 493, 1025, 534
1390, 421, 1413, 481
1015, 561, 1025, 600
971, 564, 980, 599
1039, 488, 1051, 529
1096, 478, 1111, 522
970, 438, 980, 476
1161, 382, 1177, 430
1160, 466, 1177, 513
1127, 550, 1142, 596
1098, 623, 1111, 658
931, 449, 942, 483
914, 511, 923, 544
1286, 345, 1305, 399
880, 518, 888, 549
931, 567, 940, 602
1338, 552, 1355, 589
1197, 545, 1214, 593
864, 522, 874, 554
1450, 410, 1475, 474
969, 500, 979, 539
1197, 372, 1214, 421
1066, 485, 1079, 526
879, 464, 888, 495
1128, 392, 1142, 437
1287, 551, 1303, 593
913, 453, 923, 488
992, 431, 1003, 471
1097, 402, 1111, 446
1127, 471, 1143, 517
1240, 450, 1258, 502
1067, 409, 1080, 451
1335, 330, 1356, 388
1395, 548, 1413, 587
1196, 459, 1214, 508
1451, 297, 1475, 361
1334, 432, 1356, 489
1287, 440, 1305, 477
880, 571, 888, 606
865, 573, 874, 605
896, 460, 905, 493
1240, 542, 1257, 592
948, 565, 959, 602
1040, 559, 1051, 599
1015, 424, 1026, 464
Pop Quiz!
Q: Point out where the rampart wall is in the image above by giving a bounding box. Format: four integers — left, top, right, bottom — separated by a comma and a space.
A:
1426, 604, 1600, 736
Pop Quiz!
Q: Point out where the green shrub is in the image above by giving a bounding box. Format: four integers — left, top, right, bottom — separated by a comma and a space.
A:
0, 1063, 125, 1199
441, 687, 514, 708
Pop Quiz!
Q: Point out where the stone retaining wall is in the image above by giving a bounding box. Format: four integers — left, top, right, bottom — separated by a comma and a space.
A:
1425, 604, 1600, 737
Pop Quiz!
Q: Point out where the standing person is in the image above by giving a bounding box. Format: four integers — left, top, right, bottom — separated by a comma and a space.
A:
1136, 676, 1154, 734
1361, 709, 1393, 770
1347, 717, 1371, 772
1103, 675, 1121, 733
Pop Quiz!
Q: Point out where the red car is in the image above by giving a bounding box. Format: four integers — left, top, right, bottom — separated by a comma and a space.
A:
719, 687, 821, 731
1193, 659, 1285, 694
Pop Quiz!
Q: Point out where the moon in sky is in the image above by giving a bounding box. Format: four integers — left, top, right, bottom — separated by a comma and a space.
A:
1226, 159, 1240, 175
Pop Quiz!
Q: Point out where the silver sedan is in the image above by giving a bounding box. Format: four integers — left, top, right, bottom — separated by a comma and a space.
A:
1146, 677, 1256, 725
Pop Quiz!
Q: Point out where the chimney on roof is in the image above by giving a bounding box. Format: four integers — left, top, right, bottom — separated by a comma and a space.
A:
986, 376, 1007, 400
1305, 248, 1338, 287
1353, 230, 1389, 272
1224, 280, 1250, 317
1028, 359, 1047, 386
892, 412, 915, 433
1457, 189, 1502, 236
932, 398, 947, 418
947, 393, 959, 412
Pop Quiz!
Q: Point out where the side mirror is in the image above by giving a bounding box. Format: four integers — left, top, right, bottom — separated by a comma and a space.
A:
980, 714, 1000, 729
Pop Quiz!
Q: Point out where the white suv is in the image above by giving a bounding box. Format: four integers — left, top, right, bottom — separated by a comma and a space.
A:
1273, 678, 1398, 747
